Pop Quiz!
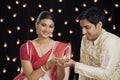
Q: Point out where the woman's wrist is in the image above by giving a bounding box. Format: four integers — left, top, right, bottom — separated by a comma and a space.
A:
41, 66, 47, 73
45, 63, 50, 70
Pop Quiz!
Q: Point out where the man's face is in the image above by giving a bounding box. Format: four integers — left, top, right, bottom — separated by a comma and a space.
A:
80, 19, 102, 41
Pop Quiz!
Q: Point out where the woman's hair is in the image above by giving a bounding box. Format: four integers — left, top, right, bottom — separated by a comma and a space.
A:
77, 7, 106, 27
36, 11, 55, 24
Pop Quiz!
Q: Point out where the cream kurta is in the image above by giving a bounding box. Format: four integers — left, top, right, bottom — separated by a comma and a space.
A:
75, 29, 120, 80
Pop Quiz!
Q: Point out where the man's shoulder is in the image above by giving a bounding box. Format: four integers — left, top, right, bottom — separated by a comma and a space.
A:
101, 31, 120, 45
103, 30, 120, 40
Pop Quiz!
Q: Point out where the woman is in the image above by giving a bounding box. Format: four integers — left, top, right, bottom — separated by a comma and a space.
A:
14, 11, 71, 80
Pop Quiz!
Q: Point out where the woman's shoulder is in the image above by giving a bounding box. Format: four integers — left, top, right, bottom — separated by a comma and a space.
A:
20, 40, 32, 48
56, 41, 70, 47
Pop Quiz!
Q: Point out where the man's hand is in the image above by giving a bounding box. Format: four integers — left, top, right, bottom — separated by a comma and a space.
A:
54, 56, 76, 68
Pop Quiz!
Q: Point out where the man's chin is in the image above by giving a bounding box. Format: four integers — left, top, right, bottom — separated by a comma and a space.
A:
87, 37, 94, 41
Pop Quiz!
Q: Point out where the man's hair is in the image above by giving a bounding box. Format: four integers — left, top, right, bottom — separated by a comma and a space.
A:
77, 7, 106, 27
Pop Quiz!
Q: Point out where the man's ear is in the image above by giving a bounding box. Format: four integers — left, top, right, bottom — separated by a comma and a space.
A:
97, 21, 102, 29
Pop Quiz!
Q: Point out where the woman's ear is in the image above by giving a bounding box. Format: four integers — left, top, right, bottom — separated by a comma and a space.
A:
35, 22, 38, 29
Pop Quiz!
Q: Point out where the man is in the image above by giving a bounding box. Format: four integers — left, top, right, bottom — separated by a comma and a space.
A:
60, 7, 120, 80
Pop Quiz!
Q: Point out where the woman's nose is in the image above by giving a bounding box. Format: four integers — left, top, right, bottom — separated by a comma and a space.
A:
45, 26, 50, 31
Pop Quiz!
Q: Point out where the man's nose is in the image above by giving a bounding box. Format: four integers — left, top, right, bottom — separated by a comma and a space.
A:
82, 28, 87, 35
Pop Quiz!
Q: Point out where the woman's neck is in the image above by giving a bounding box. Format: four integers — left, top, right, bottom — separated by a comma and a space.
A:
36, 37, 51, 45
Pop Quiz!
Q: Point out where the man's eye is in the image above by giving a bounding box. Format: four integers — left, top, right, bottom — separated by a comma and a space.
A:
85, 26, 90, 29
86, 27, 89, 29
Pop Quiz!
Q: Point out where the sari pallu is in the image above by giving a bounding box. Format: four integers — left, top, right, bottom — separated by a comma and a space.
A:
14, 41, 71, 80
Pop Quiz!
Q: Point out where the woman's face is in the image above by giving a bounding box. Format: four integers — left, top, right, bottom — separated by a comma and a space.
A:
36, 19, 55, 38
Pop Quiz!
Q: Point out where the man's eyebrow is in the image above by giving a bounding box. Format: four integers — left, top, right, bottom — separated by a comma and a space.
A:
82, 25, 89, 28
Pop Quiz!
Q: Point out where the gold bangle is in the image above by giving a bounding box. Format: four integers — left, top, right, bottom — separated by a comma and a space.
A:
45, 64, 49, 70
41, 66, 47, 73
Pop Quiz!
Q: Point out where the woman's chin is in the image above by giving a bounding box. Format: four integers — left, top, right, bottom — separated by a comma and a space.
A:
42, 35, 50, 38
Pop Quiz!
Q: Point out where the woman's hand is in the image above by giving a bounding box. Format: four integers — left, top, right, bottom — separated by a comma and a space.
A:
55, 57, 76, 68
53, 56, 68, 67
45, 57, 57, 70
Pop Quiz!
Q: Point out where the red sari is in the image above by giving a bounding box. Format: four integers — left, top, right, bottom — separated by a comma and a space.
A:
14, 40, 71, 80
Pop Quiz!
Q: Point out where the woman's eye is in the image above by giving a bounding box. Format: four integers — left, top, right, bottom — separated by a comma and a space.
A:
49, 25, 54, 28
41, 23, 46, 27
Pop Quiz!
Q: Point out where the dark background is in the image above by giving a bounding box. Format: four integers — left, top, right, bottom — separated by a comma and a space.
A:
0, 0, 120, 80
